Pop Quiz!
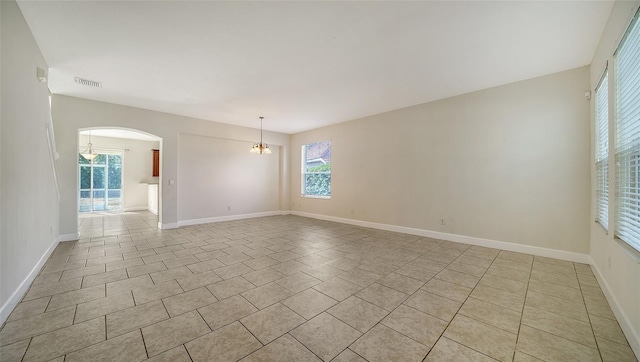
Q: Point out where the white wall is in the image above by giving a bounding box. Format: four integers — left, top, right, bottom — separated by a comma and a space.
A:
178, 134, 280, 223
291, 66, 591, 254
78, 135, 160, 211
589, 0, 640, 357
52, 95, 290, 234
0, 0, 60, 321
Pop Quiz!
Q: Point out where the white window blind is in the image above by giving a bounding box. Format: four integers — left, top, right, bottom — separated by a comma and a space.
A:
595, 73, 609, 230
614, 11, 640, 252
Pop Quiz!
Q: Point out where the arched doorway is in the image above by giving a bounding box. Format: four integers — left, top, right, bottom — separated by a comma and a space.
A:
77, 127, 162, 238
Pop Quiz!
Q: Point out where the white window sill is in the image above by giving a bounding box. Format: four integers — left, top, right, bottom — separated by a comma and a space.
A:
301, 195, 331, 200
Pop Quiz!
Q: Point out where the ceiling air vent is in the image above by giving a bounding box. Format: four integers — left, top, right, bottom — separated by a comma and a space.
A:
74, 77, 102, 88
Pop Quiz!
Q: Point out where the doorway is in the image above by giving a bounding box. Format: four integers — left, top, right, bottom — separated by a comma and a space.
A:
78, 151, 123, 212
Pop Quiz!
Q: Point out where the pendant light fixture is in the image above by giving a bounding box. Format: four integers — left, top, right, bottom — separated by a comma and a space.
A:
250, 116, 271, 154
80, 130, 97, 161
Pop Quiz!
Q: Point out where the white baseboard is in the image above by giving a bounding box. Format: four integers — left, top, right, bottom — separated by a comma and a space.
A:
590, 260, 640, 359
0, 238, 59, 325
290, 211, 592, 264
178, 211, 287, 227
122, 206, 148, 212
158, 222, 178, 230
58, 233, 79, 242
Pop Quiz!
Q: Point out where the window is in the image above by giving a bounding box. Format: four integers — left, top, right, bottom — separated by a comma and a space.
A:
614, 10, 640, 252
301, 141, 331, 197
595, 72, 609, 229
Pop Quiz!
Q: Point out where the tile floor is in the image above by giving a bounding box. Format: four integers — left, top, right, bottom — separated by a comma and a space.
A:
1, 214, 637, 361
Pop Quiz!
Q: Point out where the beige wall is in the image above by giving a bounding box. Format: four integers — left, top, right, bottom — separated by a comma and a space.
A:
291, 66, 591, 253
178, 134, 280, 222
589, 0, 640, 356
0, 0, 59, 318
52, 95, 290, 234
78, 135, 160, 210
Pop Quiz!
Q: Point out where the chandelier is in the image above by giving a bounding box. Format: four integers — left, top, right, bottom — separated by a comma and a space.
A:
80, 130, 97, 160
250, 116, 271, 154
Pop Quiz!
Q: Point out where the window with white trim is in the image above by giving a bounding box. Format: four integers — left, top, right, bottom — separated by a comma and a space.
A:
595, 72, 609, 230
614, 10, 640, 252
301, 141, 331, 198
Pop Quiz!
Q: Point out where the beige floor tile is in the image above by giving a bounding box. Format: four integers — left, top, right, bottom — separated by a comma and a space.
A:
132, 280, 183, 305
395, 263, 437, 281
478, 273, 528, 296
106, 300, 169, 338
218, 253, 252, 266
0, 306, 75, 346
297, 254, 333, 267
485, 264, 530, 283
0, 339, 30, 362
382, 304, 448, 348
240, 303, 305, 344
47, 284, 105, 311
350, 324, 429, 362
338, 268, 383, 287
422, 278, 472, 303
242, 282, 295, 309
105, 258, 145, 272
459, 297, 520, 334
143, 253, 177, 265
516, 325, 600, 362
23, 317, 105, 361
207, 276, 256, 300
106, 275, 154, 296
241, 334, 321, 362
31, 272, 62, 287
456, 254, 494, 268
377, 272, 424, 294
126, 262, 167, 278
164, 255, 200, 269
424, 337, 498, 362
597, 337, 638, 362
525, 290, 589, 322
281, 288, 338, 320
403, 290, 461, 322
23, 277, 82, 301
496, 251, 533, 265
470, 284, 525, 312
574, 263, 594, 275
198, 294, 258, 330
443, 314, 516, 361
290, 313, 362, 361
513, 351, 544, 361
150, 266, 193, 283
333, 349, 367, 362
302, 265, 343, 281
532, 260, 575, 276
82, 269, 128, 288
492, 258, 532, 273
434, 269, 480, 288
214, 263, 254, 280
185, 322, 262, 362
186, 259, 226, 274
327, 296, 388, 333
355, 283, 408, 311
271, 260, 310, 275
584, 295, 617, 320
7, 297, 50, 322
530, 269, 579, 289
243, 256, 280, 270
582, 284, 608, 301
75, 291, 135, 323
276, 272, 322, 293
141, 310, 211, 356
577, 273, 599, 288
86, 254, 124, 266
145, 345, 191, 362
243, 268, 286, 286
590, 314, 630, 345
527, 279, 583, 304
60, 264, 106, 280
65, 329, 146, 362
162, 287, 217, 317
446, 261, 488, 277
40, 260, 87, 275
464, 246, 500, 260
312, 277, 362, 301
176, 270, 222, 291
522, 305, 596, 348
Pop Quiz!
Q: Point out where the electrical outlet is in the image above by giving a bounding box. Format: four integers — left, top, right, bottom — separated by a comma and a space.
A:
440, 218, 445, 225
227, 206, 231, 211
608, 256, 612, 271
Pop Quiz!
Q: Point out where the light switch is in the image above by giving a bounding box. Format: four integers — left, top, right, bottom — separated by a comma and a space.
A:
168, 179, 175, 186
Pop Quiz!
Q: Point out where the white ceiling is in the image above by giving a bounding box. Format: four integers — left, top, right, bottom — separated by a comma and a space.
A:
18, 1, 613, 134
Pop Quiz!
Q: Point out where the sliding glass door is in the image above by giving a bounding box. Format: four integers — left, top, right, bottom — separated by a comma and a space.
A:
79, 152, 123, 212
